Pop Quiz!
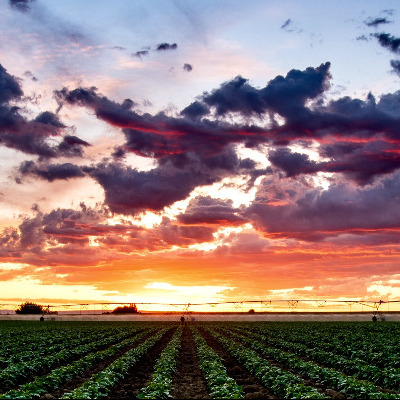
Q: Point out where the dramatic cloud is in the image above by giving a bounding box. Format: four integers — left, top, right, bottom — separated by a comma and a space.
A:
54, 62, 400, 188
201, 62, 331, 118
83, 147, 257, 215
156, 43, 178, 51
0, 64, 89, 158
364, 17, 392, 27
0, 64, 23, 104
390, 59, 400, 75
177, 196, 248, 226
247, 172, 400, 241
9, 0, 34, 12
19, 161, 85, 182
373, 32, 400, 54
180, 101, 210, 120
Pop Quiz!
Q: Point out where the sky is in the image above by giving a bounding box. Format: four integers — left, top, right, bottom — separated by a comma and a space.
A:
1, 0, 400, 311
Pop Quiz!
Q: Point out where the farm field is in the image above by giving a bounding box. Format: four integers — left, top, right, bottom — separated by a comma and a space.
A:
0, 321, 399, 399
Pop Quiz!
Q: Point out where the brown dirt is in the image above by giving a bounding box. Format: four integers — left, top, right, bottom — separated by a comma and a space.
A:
104, 327, 177, 399
198, 326, 277, 399
170, 325, 210, 399
216, 328, 346, 399
0, 329, 147, 394
42, 328, 155, 399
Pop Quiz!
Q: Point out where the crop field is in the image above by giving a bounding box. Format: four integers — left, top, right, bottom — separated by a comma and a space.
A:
0, 320, 399, 399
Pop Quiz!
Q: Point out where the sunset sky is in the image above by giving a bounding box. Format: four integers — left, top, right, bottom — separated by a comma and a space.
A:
1, 0, 400, 311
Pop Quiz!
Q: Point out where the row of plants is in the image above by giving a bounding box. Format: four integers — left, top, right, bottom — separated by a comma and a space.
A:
0, 327, 156, 399
246, 322, 400, 368
191, 327, 244, 399
222, 327, 400, 399
231, 325, 400, 391
61, 327, 171, 399
137, 326, 183, 399
0, 326, 124, 368
0, 326, 145, 391
204, 327, 325, 399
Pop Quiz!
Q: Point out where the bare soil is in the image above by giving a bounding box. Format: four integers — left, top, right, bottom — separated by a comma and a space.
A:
41, 328, 154, 399
198, 326, 277, 399
170, 325, 210, 399
104, 327, 176, 399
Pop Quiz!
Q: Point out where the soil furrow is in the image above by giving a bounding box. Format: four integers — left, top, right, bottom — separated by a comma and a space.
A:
197, 327, 277, 400
216, 328, 345, 400
170, 324, 210, 399
41, 328, 154, 399
0, 329, 145, 394
105, 326, 177, 399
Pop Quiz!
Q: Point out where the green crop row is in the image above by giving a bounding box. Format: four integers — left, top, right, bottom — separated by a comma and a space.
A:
137, 326, 183, 399
205, 327, 325, 399
62, 327, 170, 399
246, 322, 400, 369
0, 326, 144, 391
0, 327, 123, 369
0, 328, 155, 399
231, 325, 400, 391
222, 327, 400, 399
191, 327, 243, 399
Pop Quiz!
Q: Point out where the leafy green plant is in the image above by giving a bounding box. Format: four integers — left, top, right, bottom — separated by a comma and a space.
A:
137, 326, 182, 399
62, 328, 170, 399
191, 327, 243, 399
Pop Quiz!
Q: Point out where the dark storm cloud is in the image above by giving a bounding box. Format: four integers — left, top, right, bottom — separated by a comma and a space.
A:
0, 64, 89, 158
0, 64, 23, 104
180, 101, 210, 120
373, 33, 400, 54
156, 43, 178, 51
55, 62, 400, 191
183, 63, 193, 72
390, 59, 400, 76
268, 148, 318, 177
201, 62, 331, 118
269, 141, 400, 185
177, 196, 248, 226
246, 171, 400, 241
19, 161, 85, 182
9, 0, 34, 12
364, 17, 392, 27
83, 146, 256, 215
0, 204, 109, 256
54, 86, 270, 159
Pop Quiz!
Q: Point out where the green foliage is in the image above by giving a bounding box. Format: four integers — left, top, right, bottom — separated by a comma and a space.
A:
2, 321, 400, 400
191, 327, 243, 399
62, 328, 170, 399
137, 326, 182, 399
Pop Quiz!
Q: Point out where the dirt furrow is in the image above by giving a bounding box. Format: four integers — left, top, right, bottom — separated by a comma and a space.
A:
170, 324, 210, 399
41, 328, 154, 399
216, 328, 345, 400
197, 327, 277, 399
105, 326, 177, 399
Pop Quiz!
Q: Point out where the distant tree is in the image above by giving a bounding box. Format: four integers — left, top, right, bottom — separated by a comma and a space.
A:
15, 301, 44, 314
112, 303, 138, 314
248, 309, 255, 314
